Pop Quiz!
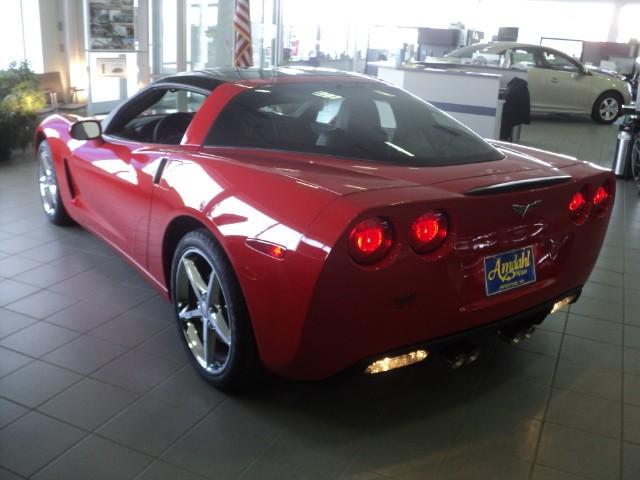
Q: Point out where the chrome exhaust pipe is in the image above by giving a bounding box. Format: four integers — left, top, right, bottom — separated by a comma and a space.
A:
441, 342, 481, 369
498, 324, 536, 345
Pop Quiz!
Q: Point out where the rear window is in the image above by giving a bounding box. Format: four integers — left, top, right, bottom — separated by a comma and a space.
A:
204, 82, 504, 166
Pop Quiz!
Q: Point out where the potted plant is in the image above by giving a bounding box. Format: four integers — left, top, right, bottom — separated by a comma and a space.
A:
0, 61, 45, 157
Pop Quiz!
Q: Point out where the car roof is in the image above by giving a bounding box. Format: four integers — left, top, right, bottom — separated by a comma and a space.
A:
154, 67, 369, 92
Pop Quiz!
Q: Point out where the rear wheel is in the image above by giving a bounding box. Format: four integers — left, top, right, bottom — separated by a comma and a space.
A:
591, 92, 623, 124
37, 140, 73, 225
171, 229, 261, 391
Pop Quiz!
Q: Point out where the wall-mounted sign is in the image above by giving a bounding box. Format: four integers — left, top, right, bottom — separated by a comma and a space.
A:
96, 57, 127, 77
89, 0, 135, 51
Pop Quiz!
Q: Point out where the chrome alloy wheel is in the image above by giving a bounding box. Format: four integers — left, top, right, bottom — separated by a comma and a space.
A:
37, 145, 58, 216
175, 247, 232, 374
599, 97, 620, 123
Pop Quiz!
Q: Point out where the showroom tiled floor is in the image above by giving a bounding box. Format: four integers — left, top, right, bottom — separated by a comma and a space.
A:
0, 117, 639, 479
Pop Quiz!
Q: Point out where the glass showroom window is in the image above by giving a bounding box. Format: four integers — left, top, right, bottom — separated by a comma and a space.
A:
0, 0, 43, 71
151, 0, 276, 74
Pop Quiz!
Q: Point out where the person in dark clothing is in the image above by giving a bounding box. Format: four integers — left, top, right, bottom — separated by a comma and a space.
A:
500, 77, 530, 141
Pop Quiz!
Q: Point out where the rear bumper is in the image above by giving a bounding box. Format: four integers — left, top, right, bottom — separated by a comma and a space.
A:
353, 286, 581, 375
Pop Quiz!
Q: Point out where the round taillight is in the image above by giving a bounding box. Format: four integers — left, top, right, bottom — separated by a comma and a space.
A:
593, 186, 608, 206
568, 191, 586, 216
348, 217, 393, 264
410, 211, 449, 254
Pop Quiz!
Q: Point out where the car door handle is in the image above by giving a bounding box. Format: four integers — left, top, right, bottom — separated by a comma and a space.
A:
153, 157, 169, 185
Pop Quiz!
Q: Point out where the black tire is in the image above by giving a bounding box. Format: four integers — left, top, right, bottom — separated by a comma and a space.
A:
37, 140, 74, 226
591, 92, 623, 125
170, 228, 262, 391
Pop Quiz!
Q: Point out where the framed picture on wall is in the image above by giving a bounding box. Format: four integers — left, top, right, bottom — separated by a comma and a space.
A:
88, 0, 135, 51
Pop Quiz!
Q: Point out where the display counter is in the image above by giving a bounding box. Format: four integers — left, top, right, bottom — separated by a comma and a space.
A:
375, 64, 504, 139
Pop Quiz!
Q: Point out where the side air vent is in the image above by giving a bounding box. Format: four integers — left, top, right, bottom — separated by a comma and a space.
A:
465, 175, 572, 195
63, 158, 76, 199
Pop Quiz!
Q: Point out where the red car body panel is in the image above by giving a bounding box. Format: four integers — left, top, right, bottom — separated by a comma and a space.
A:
36, 70, 615, 379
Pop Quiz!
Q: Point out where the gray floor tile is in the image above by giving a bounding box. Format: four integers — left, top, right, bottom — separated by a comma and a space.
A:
5, 289, 78, 319
32, 435, 151, 480
0, 236, 46, 255
0, 322, 79, 357
48, 271, 119, 299
18, 242, 76, 263
532, 464, 592, 480
91, 283, 156, 309
49, 251, 109, 274
623, 442, 640, 480
146, 365, 226, 415
560, 335, 622, 370
625, 325, 640, 349
91, 349, 181, 394
624, 374, 640, 406
38, 377, 137, 430
90, 312, 168, 348
623, 404, 640, 444
587, 269, 624, 287
42, 335, 127, 374
514, 329, 562, 357
581, 283, 623, 303
546, 389, 621, 438
485, 346, 557, 385
129, 295, 174, 324
0, 256, 41, 277
554, 358, 622, 401
135, 461, 209, 480
0, 467, 26, 480
0, 279, 40, 307
539, 311, 567, 333
97, 396, 205, 456
162, 400, 284, 479
0, 309, 37, 339
45, 300, 125, 332
12, 263, 78, 288
0, 397, 28, 428
570, 297, 624, 323
440, 452, 530, 480
624, 347, 640, 375
136, 328, 189, 365
472, 378, 549, 420
0, 360, 81, 407
566, 314, 623, 345
537, 423, 620, 480
0, 347, 32, 378
0, 412, 85, 477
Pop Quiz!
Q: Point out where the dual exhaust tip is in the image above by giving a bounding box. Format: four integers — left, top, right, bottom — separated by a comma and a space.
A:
365, 322, 538, 374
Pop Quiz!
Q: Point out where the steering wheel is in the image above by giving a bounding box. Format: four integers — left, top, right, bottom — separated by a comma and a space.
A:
153, 112, 194, 145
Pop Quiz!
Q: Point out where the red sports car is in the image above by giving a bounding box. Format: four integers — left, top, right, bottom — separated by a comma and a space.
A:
35, 68, 614, 390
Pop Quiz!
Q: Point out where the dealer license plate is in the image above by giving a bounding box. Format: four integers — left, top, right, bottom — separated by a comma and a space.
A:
484, 246, 536, 296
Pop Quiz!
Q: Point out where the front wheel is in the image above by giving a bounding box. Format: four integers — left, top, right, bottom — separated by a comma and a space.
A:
37, 140, 73, 225
591, 92, 622, 125
171, 229, 261, 391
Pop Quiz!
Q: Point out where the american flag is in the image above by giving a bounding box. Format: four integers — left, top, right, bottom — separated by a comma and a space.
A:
233, 0, 253, 67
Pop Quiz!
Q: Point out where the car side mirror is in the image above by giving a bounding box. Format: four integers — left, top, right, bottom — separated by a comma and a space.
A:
70, 120, 102, 140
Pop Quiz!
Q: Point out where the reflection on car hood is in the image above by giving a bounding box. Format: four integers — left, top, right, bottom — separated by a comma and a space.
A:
585, 65, 626, 81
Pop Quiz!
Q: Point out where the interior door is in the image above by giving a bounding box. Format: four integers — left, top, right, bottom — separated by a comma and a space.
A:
539, 49, 592, 113
68, 87, 208, 268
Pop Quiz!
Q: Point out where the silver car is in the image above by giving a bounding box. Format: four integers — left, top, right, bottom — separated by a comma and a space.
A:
445, 42, 633, 124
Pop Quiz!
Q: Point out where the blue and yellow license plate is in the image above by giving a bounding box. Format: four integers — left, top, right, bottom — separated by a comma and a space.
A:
484, 246, 536, 296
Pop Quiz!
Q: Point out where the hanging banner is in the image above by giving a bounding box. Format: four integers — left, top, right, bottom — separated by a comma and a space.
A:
88, 0, 135, 51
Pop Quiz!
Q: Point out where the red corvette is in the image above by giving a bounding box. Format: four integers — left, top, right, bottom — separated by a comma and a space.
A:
35, 68, 614, 389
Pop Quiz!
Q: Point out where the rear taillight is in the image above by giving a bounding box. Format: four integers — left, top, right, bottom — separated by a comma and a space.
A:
568, 190, 589, 223
593, 183, 612, 216
348, 217, 393, 264
410, 210, 449, 254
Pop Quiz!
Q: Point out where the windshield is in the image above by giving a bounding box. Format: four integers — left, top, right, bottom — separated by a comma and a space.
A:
205, 82, 504, 167
445, 44, 496, 58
